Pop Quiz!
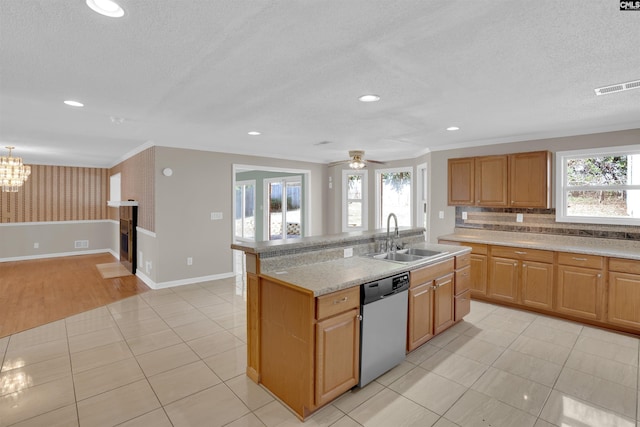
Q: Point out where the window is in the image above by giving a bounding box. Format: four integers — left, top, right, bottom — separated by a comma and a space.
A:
376, 168, 412, 228
235, 180, 256, 240
556, 145, 640, 225
342, 170, 367, 232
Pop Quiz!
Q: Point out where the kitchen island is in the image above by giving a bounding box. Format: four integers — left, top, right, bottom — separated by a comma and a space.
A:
232, 228, 471, 420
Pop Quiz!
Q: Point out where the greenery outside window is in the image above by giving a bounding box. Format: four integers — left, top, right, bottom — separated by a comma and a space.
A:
375, 168, 412, 228
342, 170, 367, 232
556, 145, 640, 225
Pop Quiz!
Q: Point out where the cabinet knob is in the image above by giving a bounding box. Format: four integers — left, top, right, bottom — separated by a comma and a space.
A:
523, 264, 527, 268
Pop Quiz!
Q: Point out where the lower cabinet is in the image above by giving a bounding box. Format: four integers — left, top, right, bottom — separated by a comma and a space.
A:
488, 246, 554, 310
315, 307, 360, 406
408, 259, 455, 352
607, 258, 640, 329
556, 253, 604, 321
260, 280, 359, 419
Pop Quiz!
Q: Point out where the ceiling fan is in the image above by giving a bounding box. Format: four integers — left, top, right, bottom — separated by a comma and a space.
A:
328, 150, 386, 169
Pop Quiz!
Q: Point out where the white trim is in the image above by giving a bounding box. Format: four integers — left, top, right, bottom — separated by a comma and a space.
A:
0, 248, 116, 263
556, 145, 640, 225
107, 200, 138, 207
416, 162, 428, 241
342, 169, 368, 232
375, 166, 413, 229
109, 141, 155, 168
136, 226, 156, 238
138, 271, 236, 290
0, 219, 115, 227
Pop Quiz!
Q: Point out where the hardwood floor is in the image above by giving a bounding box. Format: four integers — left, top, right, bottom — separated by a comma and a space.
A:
0, 253, 150, 338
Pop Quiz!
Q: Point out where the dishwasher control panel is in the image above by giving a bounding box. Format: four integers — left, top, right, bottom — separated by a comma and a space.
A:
361, 272, 410, 305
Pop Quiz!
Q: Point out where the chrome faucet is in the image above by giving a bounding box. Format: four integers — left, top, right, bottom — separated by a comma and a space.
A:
386, 213, 399, 253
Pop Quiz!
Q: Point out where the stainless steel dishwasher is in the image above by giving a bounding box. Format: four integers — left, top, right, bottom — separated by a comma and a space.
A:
359, 272, 410, 387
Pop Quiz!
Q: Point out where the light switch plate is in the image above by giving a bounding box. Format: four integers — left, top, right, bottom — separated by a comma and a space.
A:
516, 213, 524, 223
211, 212, 223, 220
438, 211, 445, 219
462, 211, 468, 220
344, 247, 353, 258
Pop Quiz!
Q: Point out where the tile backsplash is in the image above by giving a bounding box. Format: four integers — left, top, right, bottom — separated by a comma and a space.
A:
455, 207, 640, 241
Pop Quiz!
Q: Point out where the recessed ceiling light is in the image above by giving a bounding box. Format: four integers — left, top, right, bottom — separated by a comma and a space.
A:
446, 126, 460, 131
86, 0, 125, 18
64, 100, 84, 107
358, 94, 380, 102
248, 131, 261, 136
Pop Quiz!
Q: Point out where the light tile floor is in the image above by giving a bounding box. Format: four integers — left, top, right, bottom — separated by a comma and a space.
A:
1, 276, 639, 427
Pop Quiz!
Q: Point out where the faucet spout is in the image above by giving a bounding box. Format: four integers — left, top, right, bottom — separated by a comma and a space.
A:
386, 213, 398, 253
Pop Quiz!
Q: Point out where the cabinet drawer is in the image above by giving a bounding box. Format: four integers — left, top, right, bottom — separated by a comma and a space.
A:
455, 265, 471, 295
491, 246, 553, 263
558, 252, 604, 269
316, 287, 360, 320
609, 258, 640, 275
456, 253, 471, 269
455, 290, 471, 321
411, 258, 455, 288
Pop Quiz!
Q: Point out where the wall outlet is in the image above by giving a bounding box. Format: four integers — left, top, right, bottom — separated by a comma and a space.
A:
516, 213, 524, 223
343, 247, 353, 258
187, 257, 193, 266
438, 211, 445, 219
462, 211, 468, 220
210, 212, 223, 220
74, 240, 89, 249
33, 242, 39, 249
145, 261, 152, 273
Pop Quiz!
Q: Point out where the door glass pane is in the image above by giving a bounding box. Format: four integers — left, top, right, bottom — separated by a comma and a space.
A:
269, 182, 283, 240
285, 181, 302, 238
243, 184, 255, 239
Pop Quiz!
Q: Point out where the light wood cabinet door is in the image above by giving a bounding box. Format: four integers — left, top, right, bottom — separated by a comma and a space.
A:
434, 273, 455, 335
408, 282, 434, 351
509, 151, 551, 208
608, 272, 640, 330
315, 308, 360, 406
470, 253, 488, 296
475, 155, 508, 207
488, 256, 518, 303
556, 265, 603, 321
448, 157, 475, 206
521, 261, 554, 310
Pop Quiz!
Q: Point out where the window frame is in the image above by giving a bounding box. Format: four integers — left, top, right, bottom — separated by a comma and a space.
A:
555, 145, 640, 226
342, 169, 368, 232
375, 167, 413, 229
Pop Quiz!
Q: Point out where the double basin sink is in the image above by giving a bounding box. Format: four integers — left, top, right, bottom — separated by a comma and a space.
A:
364, 248, 447, 264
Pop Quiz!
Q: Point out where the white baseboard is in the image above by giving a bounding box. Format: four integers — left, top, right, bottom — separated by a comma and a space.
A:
0, 249, 116, 263
136, 271, 237, 290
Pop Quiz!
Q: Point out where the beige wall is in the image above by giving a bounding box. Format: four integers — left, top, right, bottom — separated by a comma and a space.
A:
152, 147, 327, 285
428, 128, 640, 241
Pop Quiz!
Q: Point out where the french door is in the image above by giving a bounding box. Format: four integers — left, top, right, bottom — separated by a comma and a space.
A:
265, 176, 302, 240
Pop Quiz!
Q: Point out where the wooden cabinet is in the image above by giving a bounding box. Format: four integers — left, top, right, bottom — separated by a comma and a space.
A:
447, 150, 550, 208
488, 246, 554, 309
260, 280, 359, 419
438, 240, 487, 297
556, 253, 604, 321
607, 258, 640, 330
454, 254, 472, 321
509, 151, 551, 208
475, 155, 508, 207
448, 157, 475, 205
408, 258, 455, 351
315, 305, 360, 405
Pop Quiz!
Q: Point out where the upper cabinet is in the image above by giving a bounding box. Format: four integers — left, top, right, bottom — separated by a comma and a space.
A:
448, 150, 551, 208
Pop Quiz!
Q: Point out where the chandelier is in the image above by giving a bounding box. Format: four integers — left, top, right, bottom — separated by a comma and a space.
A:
0, 146, 31, 192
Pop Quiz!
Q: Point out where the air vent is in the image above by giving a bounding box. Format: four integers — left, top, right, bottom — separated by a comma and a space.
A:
594, 79, 640, 96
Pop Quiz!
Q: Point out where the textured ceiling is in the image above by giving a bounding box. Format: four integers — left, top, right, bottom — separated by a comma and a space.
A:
1, 0, 639, 167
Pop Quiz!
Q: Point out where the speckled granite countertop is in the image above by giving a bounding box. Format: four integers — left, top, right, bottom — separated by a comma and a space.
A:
439, 229, 640, 261
261, 242, 470, 296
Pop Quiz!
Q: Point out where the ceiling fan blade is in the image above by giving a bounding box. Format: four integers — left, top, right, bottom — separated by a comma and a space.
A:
366, 159, 386, 164
327, 159, 350, 167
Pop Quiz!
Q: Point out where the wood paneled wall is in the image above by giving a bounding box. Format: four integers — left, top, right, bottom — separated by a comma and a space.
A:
109, 146, 155, 232
0, 166, 109, 223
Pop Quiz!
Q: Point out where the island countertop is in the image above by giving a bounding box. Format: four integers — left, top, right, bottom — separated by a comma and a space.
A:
260, 242, 470, 296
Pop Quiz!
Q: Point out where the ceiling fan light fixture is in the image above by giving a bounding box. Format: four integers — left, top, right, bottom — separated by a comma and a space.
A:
358, 94, 380, 102
349, 159, 366, 169
86, 0, 125, 18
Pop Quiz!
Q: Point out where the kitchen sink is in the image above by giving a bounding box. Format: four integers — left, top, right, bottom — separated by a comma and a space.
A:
364, 248, 448, 264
